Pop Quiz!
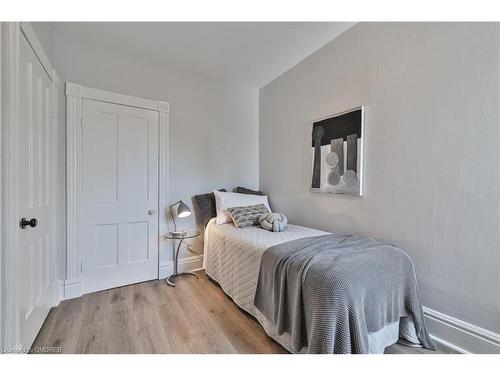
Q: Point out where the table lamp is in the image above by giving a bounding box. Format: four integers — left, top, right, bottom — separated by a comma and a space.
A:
169, 200, 192, 235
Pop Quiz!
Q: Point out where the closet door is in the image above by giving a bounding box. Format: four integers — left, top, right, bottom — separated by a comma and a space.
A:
81, 99, 159, 294
16, 30, 56, 349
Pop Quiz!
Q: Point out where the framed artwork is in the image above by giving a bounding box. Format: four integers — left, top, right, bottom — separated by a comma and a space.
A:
310, 106, 364, 196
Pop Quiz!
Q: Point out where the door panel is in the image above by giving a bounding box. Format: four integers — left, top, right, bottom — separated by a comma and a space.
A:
125, 117, 150, 200
128, 222, 149, 263
17, 31, 55, 348
92, 112, 118, 202
81, 100, 159, 294
95, 224, 119, 268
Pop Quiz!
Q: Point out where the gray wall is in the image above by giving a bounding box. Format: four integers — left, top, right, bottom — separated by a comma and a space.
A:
259, 23, 500, 333
32, 24, 259, 279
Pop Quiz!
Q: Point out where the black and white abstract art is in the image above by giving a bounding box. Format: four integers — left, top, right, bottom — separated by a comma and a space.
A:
310, 107, 364, 196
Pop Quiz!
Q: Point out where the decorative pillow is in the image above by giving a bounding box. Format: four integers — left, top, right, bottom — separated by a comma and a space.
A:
259, 213, 288, 232
234, 186, 264, 196
193, 189, 226, 226
213, 190, 271, 225
227, 204, 270, 229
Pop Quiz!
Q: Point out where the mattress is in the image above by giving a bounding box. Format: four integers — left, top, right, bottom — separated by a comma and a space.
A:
203, 219, 419, 353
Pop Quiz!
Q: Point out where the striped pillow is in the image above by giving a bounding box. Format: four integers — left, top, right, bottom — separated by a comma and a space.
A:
227, 204, 270, 229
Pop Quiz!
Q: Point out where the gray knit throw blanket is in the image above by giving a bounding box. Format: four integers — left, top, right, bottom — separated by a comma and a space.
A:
254, 234, 436, 354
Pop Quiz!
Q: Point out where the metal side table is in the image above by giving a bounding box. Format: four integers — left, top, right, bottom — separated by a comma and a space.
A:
164, 231, 200, 287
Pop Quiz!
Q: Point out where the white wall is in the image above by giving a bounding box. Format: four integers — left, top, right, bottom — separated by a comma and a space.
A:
31, 25, 259, 280
260, 23, 500, 335
30, 22, 55, 66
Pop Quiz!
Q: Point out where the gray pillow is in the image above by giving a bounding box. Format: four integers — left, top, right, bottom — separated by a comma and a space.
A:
234, 186, 264, 196
227, 204, 270, 229
193, 189, 226, 226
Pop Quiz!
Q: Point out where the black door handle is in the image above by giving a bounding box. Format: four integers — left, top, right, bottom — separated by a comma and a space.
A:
20, 218, 38, 229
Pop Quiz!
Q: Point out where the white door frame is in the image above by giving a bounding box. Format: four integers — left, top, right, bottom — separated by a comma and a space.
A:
65, 82, 170, 300
0, 22, 59, 351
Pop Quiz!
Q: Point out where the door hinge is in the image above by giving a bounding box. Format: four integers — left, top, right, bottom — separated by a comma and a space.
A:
80, 260, 84, 274
50, 266, 56, 281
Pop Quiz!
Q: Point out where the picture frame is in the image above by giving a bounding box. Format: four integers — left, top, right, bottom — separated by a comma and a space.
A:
310, 106, 364, 196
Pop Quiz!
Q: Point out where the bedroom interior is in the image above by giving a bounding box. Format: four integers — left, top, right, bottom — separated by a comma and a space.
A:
1, 1, 500, 371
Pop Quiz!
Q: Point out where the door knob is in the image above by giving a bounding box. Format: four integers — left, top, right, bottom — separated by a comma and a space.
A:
20, 218, 38, 229
148, 209, 156, 215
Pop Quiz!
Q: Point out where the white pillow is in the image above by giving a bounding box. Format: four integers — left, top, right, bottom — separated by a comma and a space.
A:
213, 190, 271, 225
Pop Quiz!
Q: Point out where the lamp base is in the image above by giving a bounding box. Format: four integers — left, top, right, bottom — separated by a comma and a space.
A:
166, 271, 199, 287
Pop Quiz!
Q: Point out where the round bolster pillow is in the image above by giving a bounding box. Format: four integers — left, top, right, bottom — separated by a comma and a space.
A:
259, 213, 288, 232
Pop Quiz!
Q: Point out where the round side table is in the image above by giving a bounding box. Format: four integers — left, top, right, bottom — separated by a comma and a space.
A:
164, 231, 201, 287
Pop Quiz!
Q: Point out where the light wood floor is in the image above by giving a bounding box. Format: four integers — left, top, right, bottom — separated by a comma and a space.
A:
32, 272, 453, 354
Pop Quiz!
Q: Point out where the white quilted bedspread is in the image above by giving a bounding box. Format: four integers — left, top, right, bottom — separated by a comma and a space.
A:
203, 219, 327, 315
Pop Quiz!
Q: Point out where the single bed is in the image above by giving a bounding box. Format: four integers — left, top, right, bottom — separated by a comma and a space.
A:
202, 218, 425, 354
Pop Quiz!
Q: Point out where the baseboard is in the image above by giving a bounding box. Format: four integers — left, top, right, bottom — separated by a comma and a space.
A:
60, 257, 203, 301
159, 255, 204, 279
56, 280, 64, 305
63, 280, 83, 301
423, 306, 500, 354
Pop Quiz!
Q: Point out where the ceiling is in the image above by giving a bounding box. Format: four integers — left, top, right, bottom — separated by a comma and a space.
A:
53, 22, 354, 88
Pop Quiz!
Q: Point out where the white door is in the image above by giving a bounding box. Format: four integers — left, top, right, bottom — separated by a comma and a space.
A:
81, 99, 159, 294
17, 31, 56, 348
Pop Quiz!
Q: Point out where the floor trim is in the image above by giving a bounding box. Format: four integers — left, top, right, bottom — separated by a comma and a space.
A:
59, 256, 204, 301
159, 255, 204, 279
63, 280, 83, 301
423, 306, 500, 354
56, 280, 64, 305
